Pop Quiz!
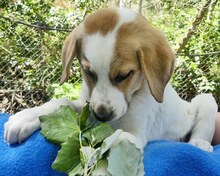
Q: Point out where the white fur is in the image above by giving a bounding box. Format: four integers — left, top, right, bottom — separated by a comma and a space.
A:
84, 32, 127, 120
4, 9, 218, 154
117, 8, 137, 27
84, 32, 115, 69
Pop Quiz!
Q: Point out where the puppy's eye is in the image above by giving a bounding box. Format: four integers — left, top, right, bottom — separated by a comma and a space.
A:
84, 69, 98, 81
114, 71, 133, 83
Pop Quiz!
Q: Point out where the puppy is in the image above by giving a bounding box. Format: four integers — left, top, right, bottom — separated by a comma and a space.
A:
4, 8, 218, 152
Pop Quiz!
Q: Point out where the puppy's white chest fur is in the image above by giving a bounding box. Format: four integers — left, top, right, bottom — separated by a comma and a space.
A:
111, 82, 193, 145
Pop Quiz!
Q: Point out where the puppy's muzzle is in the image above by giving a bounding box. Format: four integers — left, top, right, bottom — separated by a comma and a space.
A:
92, 105, 114, 122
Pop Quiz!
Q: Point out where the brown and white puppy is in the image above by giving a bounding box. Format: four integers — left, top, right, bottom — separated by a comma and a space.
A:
4, 8, 218, 153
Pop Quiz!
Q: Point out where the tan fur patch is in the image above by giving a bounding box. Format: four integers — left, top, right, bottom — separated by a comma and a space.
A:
114, 14, 175, 102
84, 8, 119, 35
109, 56, 143, 99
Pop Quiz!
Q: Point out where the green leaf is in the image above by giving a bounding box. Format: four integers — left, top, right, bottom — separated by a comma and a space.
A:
79, 103, 90, 129
80, 146, 102, 169
52, 134, 81, 173
40, 106, 80, 144
68, 163, 84, 176
107, 139, 144, 176
91, 159, 111, 176
83, 123, 115, 146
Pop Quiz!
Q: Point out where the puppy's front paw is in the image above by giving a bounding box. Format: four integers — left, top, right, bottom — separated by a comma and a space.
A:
4, 108, 40, 144
189, 139, 213, 152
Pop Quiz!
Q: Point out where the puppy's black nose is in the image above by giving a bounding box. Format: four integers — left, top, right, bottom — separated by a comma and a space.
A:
92, 105, 113, 122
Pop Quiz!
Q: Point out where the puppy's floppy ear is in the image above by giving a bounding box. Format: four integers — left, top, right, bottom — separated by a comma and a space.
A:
137, 30, 175, 103
60, 25, 83, 84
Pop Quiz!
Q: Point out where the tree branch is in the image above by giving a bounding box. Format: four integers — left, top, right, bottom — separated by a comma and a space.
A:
139, 0, 143, 14
176, 0, 216, 54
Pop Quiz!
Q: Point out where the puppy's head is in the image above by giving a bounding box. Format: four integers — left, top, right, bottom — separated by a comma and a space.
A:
60, 8, 175, 122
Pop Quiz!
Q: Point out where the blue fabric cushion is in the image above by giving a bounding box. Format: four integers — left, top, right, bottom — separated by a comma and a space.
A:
0, 113, 65, 176
1, 113, 220, 176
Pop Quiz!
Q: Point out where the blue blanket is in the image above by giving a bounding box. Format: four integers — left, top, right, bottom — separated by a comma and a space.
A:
1, 113, 220, 176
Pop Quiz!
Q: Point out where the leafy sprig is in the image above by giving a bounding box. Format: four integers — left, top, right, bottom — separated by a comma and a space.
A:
40, 103, 144, 176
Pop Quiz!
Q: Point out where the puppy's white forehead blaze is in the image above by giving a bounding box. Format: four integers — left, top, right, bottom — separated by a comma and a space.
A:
82, 8, 137, 120
84, 32, 115, 74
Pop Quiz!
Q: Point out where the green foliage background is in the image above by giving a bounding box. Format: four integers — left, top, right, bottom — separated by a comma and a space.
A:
0, 0, 219, 112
